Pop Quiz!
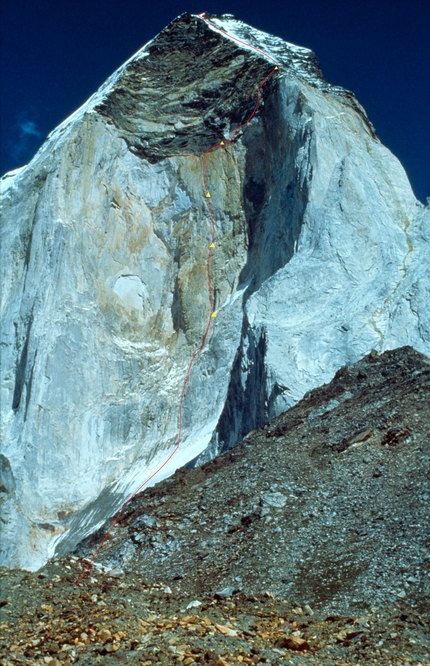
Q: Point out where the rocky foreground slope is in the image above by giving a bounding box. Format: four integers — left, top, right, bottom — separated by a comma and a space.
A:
75, 346, 430, 613
1, 11, 429, 570
1, 346, 428, 665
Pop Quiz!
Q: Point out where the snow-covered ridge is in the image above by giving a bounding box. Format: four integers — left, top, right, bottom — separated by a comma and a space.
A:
203, 13, 323, 81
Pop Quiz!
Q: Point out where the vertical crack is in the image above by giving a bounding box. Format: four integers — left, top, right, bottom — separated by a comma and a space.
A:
12, 316, 33, 412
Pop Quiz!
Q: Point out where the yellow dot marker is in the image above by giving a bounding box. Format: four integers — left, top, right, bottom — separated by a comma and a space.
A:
220, 141, 225, 146
210, 242, 215, 248
275, 66, 279, 70
206, 192, 211, 198
211, 312, 217, 318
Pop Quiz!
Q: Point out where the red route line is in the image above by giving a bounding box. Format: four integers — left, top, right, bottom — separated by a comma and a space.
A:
76, 17, 278, 586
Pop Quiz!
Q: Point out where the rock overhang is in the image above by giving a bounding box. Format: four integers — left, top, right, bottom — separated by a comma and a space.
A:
93, 13, 282, 163
90, 11, 376, 163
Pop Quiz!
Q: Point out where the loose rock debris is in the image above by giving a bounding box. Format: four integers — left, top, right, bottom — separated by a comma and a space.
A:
75, 347, 429, 613
1, 563, 429, 665
1, 346, 429, 664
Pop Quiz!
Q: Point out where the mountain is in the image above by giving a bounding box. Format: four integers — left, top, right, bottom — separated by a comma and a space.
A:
1, 12, 429, 570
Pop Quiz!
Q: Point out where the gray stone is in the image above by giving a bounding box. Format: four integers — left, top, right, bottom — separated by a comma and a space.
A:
260, 492, 287, 508
108, 568, 125, 579
186, 599, 202, 608
216, 586, 236, 598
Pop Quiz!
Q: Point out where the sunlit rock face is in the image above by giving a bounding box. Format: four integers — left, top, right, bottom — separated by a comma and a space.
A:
1, 12, 428, 569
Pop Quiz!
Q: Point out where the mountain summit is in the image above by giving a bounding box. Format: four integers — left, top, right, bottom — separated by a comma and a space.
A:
1, 13, 429, 570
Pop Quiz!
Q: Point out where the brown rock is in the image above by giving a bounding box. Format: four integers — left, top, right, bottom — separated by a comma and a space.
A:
215, 623, 238, 637
98, 628, 112, 642
46, 641, 60, 653
188, 623, 206, 635
181, 615, 196, 624
275, 635, 310, 650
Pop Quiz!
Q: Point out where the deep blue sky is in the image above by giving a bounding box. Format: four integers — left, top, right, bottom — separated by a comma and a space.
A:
1, 0, 429, 202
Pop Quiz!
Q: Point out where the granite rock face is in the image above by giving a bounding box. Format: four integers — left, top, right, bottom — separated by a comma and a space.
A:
0, 13, 429, 569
